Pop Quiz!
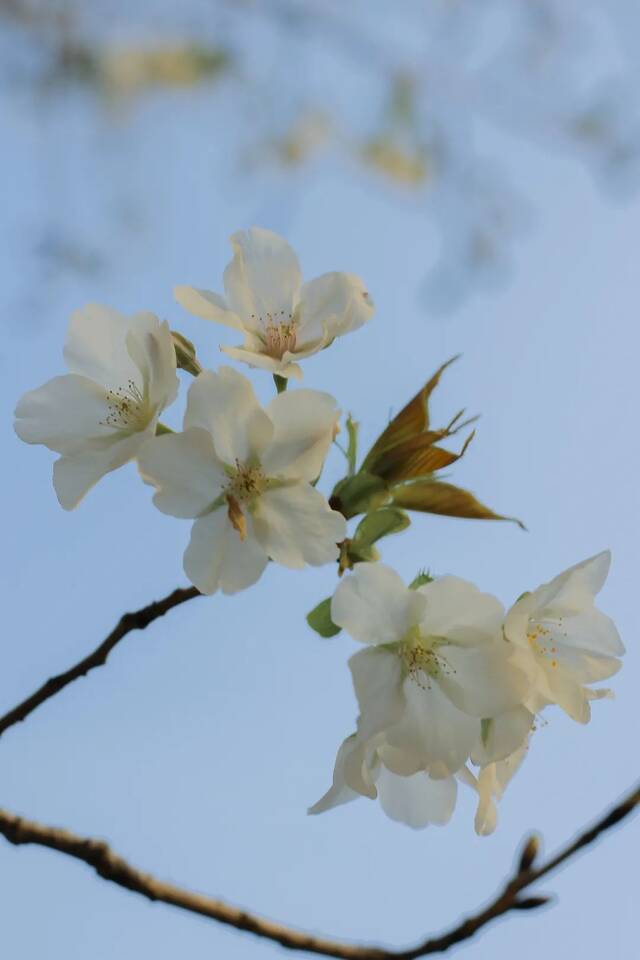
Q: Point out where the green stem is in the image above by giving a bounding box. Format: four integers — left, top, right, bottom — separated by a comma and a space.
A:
155, 422, 174, 436
273, 374, 288, 394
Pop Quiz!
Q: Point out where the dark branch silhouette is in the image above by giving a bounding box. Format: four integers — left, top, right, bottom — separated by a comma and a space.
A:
0, 586, 201, 738
1, 783, 637, 958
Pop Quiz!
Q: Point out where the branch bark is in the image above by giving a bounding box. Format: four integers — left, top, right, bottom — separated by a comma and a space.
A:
0, 586, 200, 738
1, 782, 637, 958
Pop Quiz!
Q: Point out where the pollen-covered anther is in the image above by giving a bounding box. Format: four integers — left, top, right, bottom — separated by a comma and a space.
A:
400, 634, 454, 689
263, 313, 297, 360
101, 379, 148, 431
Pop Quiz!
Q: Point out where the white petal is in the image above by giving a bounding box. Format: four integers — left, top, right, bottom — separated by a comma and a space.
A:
544, 664, 591, 723
63, 303, 138, 388
15, 374, 115, 455
297, 272, 374, 343
385, 678, 478, 776
376, 766, 457, 829
125, 315, 178, 412
184, 368, 273, 465
436, 640, 530, 718
308, 735, 361, 815
349, 648, 406, 741
262, 390, 339, 481
221, 344, 303, 381
174, 286, 242, 329
184, 510, 268, 595
223, 227, 302, 323
471, 707, 534, 766
417, 576, 504, 646
53, 432, 145, 510
252, 482, 345, 569
137, 429, 226, 518
331, 562, 423, 647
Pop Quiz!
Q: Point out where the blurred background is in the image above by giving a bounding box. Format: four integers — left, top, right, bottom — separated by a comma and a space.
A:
1, 1, 638, 957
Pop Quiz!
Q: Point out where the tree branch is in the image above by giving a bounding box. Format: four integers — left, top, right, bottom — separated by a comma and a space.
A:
0, 586, 201, 739
1, 782, 637, 958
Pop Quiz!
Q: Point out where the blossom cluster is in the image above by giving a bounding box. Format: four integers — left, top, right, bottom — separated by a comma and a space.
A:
14, 227, 624, 834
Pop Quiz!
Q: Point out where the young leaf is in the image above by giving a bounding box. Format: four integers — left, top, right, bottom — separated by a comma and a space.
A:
372, 432, 474, 483
361, 356, 460, 470
392, 479, 525, 529
306, 598, 341, 638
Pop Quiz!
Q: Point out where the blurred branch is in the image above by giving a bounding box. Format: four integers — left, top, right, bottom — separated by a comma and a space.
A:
0, 586, 201, 739
0, 782, 637, 958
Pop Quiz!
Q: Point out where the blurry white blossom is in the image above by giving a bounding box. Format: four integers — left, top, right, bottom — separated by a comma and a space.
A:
138, 366, 346, 594
14, 304, 178, 509
175, 227, 373, 380
505, 551, 624, 723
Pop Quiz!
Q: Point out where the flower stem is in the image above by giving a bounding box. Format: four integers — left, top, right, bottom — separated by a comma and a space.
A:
273, 374, 288, 394
155, 422, 174, 436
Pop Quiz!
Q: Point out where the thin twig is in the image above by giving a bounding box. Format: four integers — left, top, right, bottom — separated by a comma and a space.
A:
1, 782, 638, 958
0, 586, 201, 738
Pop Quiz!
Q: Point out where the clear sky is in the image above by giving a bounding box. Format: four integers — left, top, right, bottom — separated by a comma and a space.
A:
1, 4, 639, 959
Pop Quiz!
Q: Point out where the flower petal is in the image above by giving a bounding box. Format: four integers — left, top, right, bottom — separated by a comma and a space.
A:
349, 648, 406, 741
471, 707, 534, 766
137, 429, 226, 518
262, 389, 339, 481
221, 344, 303, 381
436, 640, 530, 718
53, 432, 145, 510
331, 562, 424, 647
223, 227, 302, 324
63, 303, 138, 388
376, 766, 457, 829
184, 510, 268, 595
15, 374, 112, 455
297, 272, 374, 343
125, 315, 179, 412
385, 678, 478, 776
174, 286, 242, 329
417, 576, 504, 645
252, 482, 345, 568
184, 368, 273, 465
307, 735, 362, 815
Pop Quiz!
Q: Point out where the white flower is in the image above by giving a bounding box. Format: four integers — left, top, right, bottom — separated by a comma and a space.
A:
137, 366, 346, 595
14, 304, 179, 509
309, 733, 460, 830
504, 551, 624, 723
330, 563, 530, 778
174, 227, 374, 380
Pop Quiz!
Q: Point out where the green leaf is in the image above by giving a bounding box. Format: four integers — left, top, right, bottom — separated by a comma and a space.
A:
409, 570, 433, 590
330, 472, 388, 520
353, 507, 410, 552
306, 598, 341, 638
361, 356, 460, 471
392, 479, 526, 529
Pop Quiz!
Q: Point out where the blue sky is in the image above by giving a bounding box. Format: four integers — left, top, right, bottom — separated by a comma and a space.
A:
1, 6, 639, 958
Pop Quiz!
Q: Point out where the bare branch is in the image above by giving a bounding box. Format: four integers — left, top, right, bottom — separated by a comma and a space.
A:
0, 586, 200, 739
1, 782, 637, 958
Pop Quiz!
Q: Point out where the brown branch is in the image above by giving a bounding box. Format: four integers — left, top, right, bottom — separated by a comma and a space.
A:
0, 586, 201, 739
1, 782, 638, 958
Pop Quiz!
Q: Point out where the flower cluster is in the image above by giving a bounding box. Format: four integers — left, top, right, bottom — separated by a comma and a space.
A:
14, 227, 624, 834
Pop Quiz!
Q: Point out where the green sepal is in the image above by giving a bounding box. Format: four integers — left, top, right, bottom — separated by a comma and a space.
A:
409, 569, 433, 590
306, 598, 341, 638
